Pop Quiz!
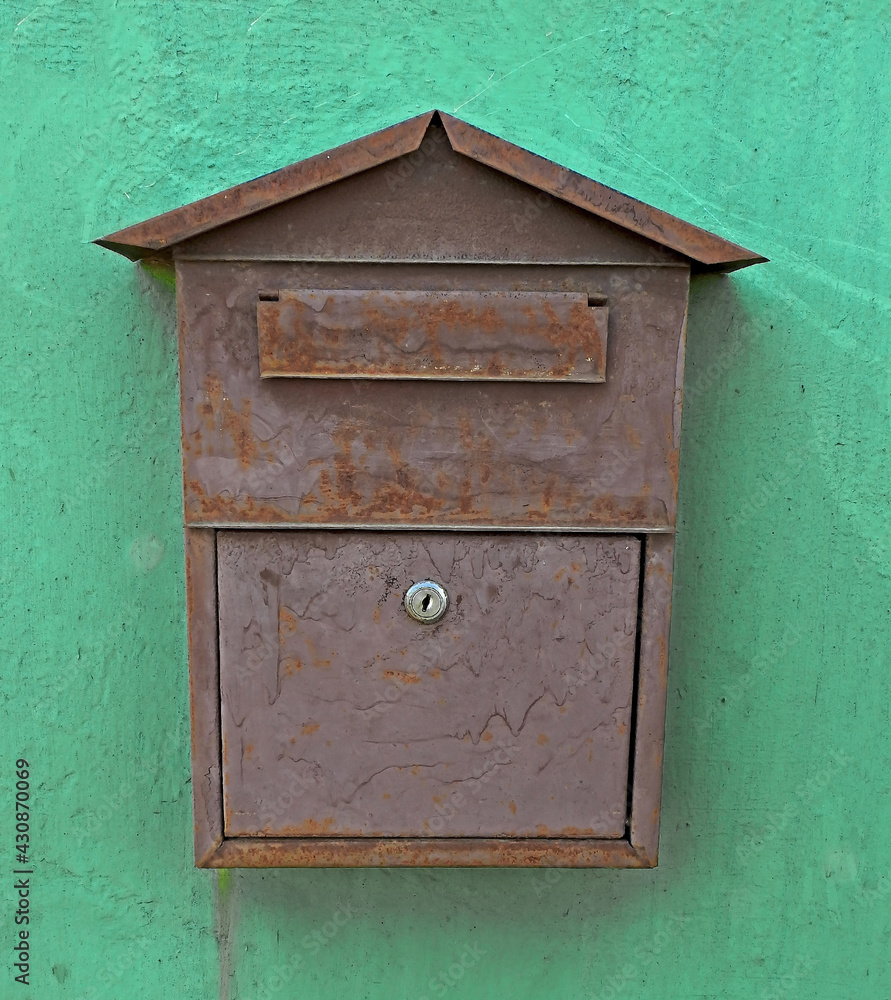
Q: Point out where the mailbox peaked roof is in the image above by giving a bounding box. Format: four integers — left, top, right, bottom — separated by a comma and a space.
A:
96, 110, 766, 272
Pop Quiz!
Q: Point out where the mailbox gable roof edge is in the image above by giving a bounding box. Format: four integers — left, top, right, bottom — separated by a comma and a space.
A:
95, 109, 767, 272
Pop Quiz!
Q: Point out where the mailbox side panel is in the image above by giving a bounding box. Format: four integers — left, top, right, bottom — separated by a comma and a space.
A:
629, 533, 675, 865
184, 527, 224, 864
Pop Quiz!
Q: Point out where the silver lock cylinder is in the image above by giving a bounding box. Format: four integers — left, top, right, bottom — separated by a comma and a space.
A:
404, 581, 449, 624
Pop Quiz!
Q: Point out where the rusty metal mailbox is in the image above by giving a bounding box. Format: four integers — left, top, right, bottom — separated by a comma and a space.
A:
97, 110, 765, 868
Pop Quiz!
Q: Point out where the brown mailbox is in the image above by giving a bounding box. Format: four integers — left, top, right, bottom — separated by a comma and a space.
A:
97, 110, 765, 868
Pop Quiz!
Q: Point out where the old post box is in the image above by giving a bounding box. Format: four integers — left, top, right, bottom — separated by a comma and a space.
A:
96, 111, 765, 868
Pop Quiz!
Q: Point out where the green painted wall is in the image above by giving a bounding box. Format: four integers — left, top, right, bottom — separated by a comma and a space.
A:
2, 2, 889, 997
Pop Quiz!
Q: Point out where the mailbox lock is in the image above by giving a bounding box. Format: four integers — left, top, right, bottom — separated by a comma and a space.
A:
404, 581, 449, 624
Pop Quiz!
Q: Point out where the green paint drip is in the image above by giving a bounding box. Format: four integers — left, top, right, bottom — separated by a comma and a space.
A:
213, 870, 236, 1000
216, 868, 232, 902
139, 258, 176, 289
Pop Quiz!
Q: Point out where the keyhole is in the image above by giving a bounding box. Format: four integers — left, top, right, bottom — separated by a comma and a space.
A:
404, 581, 449, 624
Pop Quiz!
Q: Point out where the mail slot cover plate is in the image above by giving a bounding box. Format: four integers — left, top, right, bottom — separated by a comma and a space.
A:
218, 530, 641, 839
258, 289, 608, 382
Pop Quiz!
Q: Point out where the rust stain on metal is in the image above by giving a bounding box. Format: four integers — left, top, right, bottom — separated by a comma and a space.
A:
258, 290, 608, 382
667, 447, 680, 491
199, 373, 260, 469
625, 424, 643, 448
223, 398, 258, 468
381, 670, 421, 684
330, 424, 363, 511
265, 818, 339, 837
207, 837, 652, 869
279, 607, 298, 634
183, 428, 203, 456
184, 480, 291, 523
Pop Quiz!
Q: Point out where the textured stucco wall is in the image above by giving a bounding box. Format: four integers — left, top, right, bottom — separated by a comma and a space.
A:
2, 2, 889, 997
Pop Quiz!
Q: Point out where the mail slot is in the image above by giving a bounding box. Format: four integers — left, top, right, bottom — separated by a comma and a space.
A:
96, 109, 766, 868
257, 289, 609, 381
